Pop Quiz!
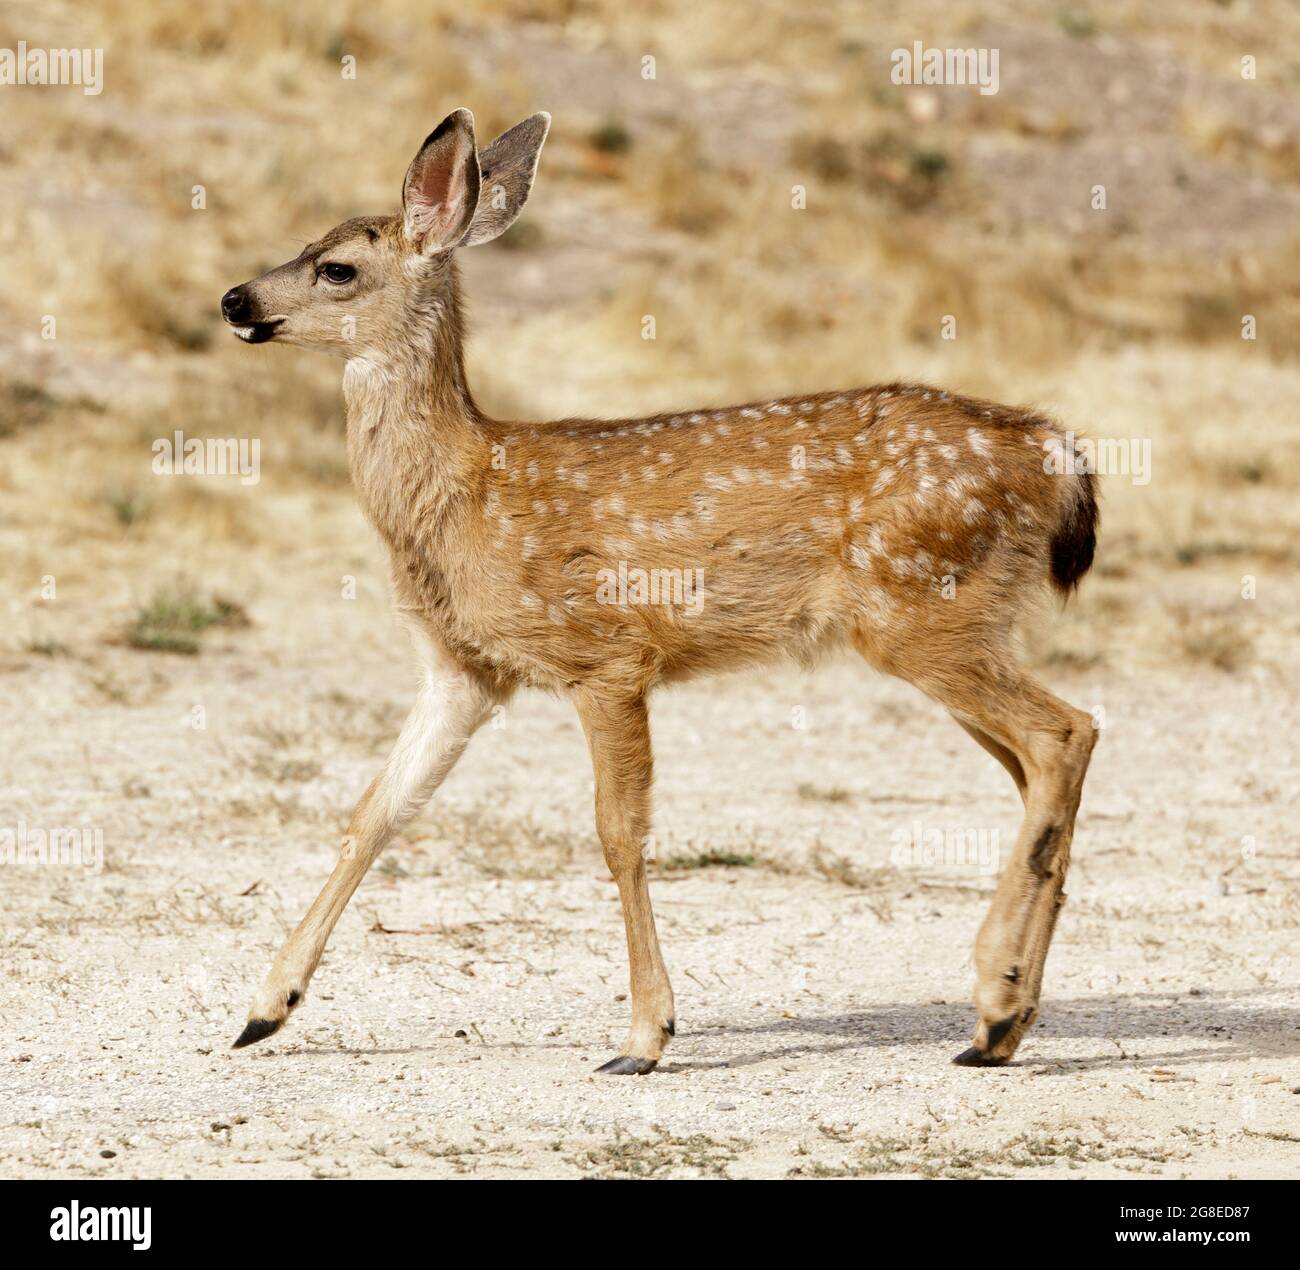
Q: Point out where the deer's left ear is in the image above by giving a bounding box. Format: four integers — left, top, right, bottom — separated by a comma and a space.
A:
460, 112, 551, 247
402, 109, 481, 255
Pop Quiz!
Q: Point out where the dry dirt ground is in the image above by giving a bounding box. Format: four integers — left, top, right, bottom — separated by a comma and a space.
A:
2, 577, 1297, 1178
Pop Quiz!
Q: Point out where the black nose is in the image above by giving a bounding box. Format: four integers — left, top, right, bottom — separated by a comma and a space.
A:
221, 287, 250, 323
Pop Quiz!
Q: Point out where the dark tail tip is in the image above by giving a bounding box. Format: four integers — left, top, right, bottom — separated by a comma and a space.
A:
1050, 470, 1098, 597
232, 1018, 282, 1050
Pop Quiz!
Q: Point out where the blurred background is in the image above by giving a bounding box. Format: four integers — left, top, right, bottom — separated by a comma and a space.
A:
2, 0, 1298, 675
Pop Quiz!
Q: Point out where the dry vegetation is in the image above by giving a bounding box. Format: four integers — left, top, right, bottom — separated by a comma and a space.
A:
2, 0, 1297, 675
2, 0, 1298, 1179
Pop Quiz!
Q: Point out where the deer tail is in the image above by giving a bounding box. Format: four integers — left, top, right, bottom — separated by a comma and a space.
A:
1049, 466, 1098, 597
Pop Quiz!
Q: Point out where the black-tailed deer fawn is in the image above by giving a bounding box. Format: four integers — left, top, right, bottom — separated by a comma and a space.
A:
222, 108, 1097, 1072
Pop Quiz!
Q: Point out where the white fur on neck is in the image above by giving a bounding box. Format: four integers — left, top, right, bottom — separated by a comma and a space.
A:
343, 354, 400, 436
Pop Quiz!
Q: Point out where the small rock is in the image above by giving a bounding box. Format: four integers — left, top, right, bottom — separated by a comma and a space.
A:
100, 1149, 116, 1159
713, 1100, 737, 1111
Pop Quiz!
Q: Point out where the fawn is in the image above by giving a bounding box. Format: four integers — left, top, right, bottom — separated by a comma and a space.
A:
222, 109, 1098, 1072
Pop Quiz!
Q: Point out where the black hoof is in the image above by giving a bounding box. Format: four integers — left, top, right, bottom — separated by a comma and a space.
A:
952, 1045, 1009, 1067
232, 1018, 282, 1049
595, 1055, 658, 1076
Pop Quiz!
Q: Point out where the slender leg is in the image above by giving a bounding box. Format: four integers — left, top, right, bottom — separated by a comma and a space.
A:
1013, 707, 1095, 1029
232, 659, 497, 1048
572, 687, 675, 1074
858, 625, 1095, 1066
944, 673, 1095, 1064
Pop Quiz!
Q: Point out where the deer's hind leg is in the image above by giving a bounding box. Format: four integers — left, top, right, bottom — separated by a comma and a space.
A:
856, 629, 1095, 1065
572, 686, 675, 1075
956, 674, 1093, 1064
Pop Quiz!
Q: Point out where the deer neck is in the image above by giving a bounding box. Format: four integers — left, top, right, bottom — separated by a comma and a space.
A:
341, 264, 488, 559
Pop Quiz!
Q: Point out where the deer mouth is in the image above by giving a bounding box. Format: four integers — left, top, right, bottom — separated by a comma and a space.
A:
230, 318, 284, 344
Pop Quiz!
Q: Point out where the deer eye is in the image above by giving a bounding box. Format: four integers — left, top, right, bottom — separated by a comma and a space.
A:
320, 263, 355, 284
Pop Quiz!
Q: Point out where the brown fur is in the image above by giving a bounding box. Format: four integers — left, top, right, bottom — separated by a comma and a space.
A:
225, 110, 1098, 1071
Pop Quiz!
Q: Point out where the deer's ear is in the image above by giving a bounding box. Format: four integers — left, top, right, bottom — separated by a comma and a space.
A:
460, 112, 551, 247
402, 109, 481, 255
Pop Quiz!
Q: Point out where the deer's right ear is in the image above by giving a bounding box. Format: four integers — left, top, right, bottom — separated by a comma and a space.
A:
461, 112, 551, 247
402, 109, 481, 255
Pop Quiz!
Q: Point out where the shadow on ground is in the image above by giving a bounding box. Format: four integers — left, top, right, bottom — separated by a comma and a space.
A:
655, 991, 1299, 1074
277, 990, 1298, 1074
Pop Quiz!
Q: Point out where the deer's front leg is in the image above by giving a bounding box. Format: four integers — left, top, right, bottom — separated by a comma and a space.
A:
232, 662, 497, 1049
573, 687, 674, 1075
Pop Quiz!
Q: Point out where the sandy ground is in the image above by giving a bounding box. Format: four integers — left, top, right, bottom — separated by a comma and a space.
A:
2, 566, 1297, 1179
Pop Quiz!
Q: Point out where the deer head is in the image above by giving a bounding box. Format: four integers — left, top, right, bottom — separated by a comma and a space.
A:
219, 108, 550, 358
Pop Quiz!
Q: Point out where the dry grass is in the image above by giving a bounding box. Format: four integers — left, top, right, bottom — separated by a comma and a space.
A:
125, 582, 250, 655
790, 1121, 1184, 1179
1, 0, 1297, 683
